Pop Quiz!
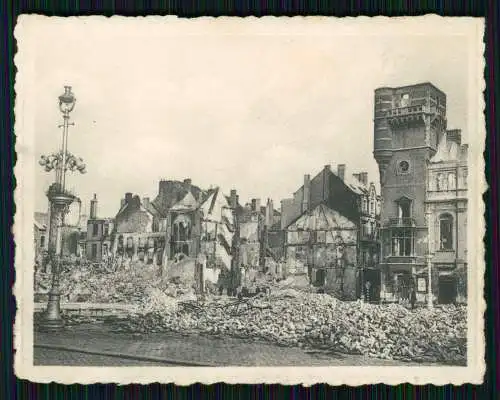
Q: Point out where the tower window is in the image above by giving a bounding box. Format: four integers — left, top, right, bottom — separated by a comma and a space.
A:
396, 197, 412, 220
92, 223, 98, 236
401, 93, 410, 107
391, 228, 414, 256
40, 235, 45, 248
440, 213, 453, 250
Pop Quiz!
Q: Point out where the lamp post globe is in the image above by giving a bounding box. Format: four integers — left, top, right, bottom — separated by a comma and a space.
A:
58, 86, 76, 114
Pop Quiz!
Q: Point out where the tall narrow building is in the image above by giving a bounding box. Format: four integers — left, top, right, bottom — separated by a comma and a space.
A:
373, 82, 465, 303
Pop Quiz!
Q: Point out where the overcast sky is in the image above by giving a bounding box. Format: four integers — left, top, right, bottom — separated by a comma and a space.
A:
28, 17, 481, 218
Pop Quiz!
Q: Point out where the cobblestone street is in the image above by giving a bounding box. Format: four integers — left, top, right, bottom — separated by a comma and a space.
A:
34, 348, 172, 366
34, 323, 422, 367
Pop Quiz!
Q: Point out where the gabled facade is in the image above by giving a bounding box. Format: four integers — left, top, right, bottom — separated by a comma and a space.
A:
113, 192, 164, 265
285, 203, 358, 299
281, 164, 380, 299
166, 189, 202, 260
195, 187, 239, 287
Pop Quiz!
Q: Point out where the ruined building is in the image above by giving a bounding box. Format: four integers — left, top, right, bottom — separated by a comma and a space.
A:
238, 198, 283, 271
113, 191, 165, 265
34, 212, 48, 264
86, 194, 114, 262
373, 82, 468, 304
281, 164, 380, 300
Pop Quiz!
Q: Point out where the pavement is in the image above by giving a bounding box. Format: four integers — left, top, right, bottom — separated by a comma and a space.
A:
34, 322, 419, 367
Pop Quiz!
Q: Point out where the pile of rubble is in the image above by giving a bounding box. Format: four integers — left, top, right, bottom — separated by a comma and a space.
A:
34, 263, 195, 304
119, 288, 466, 364
34, 265, 466, 363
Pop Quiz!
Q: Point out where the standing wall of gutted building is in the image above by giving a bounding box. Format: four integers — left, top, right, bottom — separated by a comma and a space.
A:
113, 232, 166, 265
326, 172, 360, 223
115, 209, 154, 234
309, 167, 330, 210
86, 240, 103, 262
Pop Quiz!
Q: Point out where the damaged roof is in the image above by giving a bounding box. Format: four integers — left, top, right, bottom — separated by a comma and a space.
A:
430, 131, 468, 163
287, 203, 357, 231
152, 180, 203, 217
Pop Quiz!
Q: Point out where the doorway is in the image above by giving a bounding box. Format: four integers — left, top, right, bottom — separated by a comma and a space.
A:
364, 269, 381, 302
438, 275, 457, 304
395, 272, 412, 301
315, 268, 326, 287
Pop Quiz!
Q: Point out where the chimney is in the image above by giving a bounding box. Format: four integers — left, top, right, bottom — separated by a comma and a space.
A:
230, 189, 237, 209
447, 129, 462, 145
360, 172, 368, 185
90, 193, 98, 219
337, 164, 346, 181
302, 174, 311, 213
184, 178, 192, 186
265, 199, 273, 227
125, 192, 133, 204
143, 197, 150, 209
251, 198, 261, 212
324, 164, 331, 171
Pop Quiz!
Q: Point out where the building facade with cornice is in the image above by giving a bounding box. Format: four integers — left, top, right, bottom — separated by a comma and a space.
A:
373, 82, 468, 304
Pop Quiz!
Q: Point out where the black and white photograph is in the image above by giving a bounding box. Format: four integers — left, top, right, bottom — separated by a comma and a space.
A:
14, 15, 485, 385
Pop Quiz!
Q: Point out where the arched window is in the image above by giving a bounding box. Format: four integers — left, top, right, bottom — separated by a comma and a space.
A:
396, 197, 412, 220
439, 213, 453, 250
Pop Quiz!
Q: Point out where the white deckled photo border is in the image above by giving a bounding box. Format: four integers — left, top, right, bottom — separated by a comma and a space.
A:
13, 14, 486, 385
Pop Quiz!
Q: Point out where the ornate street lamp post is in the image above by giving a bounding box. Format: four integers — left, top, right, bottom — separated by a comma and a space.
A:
38, 86, 86, 331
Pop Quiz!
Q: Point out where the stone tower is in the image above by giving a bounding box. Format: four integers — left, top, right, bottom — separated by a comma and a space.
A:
373, 83, 448, 298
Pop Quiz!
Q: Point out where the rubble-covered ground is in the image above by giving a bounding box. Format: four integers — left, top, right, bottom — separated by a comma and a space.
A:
34, 263, 466, 365
34, 262, 193, 303
117, 289, 466, 365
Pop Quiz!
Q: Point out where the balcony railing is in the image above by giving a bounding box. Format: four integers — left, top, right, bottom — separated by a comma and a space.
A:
387, 217, 416, 227
386, 105, 446, 119
360, 232, 378, 241
386, 105, 424, 117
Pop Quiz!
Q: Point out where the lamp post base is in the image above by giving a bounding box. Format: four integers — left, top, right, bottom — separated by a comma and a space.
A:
38, 293, 65, 332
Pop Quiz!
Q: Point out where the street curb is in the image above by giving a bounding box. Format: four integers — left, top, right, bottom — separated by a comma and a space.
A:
34, 343, 216, 367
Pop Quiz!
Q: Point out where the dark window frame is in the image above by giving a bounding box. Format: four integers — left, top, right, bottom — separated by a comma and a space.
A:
390, 228, 414, 256
439, 213, 454, 250
91, 243, 98, 258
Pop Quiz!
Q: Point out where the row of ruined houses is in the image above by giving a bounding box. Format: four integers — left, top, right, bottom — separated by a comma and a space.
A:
34, 83, 469, 304
34, 163, 380, 300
